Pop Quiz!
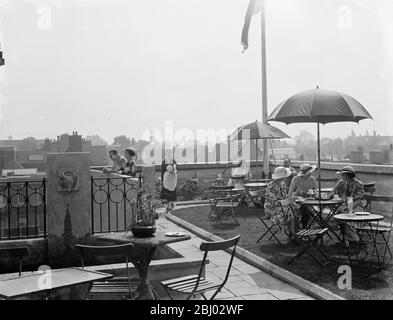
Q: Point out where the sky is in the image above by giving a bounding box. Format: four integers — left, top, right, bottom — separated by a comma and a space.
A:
0, 0, 392, 144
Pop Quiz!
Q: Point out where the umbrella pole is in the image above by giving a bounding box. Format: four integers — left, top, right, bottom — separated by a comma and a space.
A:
317, 122, 322, 212
256, 139, 258, 177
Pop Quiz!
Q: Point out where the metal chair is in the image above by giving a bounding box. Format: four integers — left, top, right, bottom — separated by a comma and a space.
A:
355, 194, 393, 265
0, 247, 29, 277
75, 243, 140, 300
288, 228, 330, 268
161, 235, 240, 300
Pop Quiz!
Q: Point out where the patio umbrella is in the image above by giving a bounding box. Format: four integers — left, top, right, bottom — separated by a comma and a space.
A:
267, 87, 373, 198
229, 121, 291, 173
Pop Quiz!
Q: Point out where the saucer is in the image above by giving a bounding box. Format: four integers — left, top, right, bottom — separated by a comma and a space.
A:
165, 231, 186, 237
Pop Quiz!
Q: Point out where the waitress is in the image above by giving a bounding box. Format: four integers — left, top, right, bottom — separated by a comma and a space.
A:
160, 152, 178, 203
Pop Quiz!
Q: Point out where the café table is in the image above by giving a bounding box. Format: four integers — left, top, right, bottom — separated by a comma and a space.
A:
0, 267, 112, 300
334, 213, 385, 268
244, 182, 269, 208
97, 230, 191, 300
295, 197, 344, 242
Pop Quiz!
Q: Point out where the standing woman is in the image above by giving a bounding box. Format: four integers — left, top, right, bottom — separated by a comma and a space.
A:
160, 151, 178, 203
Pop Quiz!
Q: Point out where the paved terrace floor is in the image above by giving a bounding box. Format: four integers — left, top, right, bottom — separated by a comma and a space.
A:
158, 217, 314, 300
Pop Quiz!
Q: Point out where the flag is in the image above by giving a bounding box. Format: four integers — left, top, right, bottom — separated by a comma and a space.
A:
241, 0, 263, 52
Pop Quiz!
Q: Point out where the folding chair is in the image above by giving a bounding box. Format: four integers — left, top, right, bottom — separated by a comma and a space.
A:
256, 214, 282, 245
161, 235, 240, 300
207, 186, 231, 219
0, 247, 29, 276
361, 182, 376, 210
288, 228, 330, 268
355, 194, 393, 265
75, 243, 141, 300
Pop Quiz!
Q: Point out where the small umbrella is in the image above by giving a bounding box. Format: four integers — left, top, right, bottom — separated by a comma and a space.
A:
229, 121, 291, 173
267, 87, 373, 198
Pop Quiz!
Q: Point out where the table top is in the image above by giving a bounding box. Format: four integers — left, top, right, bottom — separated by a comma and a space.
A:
334, 213, 384, 222
210, 185, 235, 190
244, 182, 269, 188
0, 268, 112, 299
231, 175, 247, 179
317, 188, 334, 193
295, 198, 344, 206
96, 230, 191, 248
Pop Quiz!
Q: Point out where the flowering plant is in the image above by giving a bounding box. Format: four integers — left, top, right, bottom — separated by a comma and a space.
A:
134, 189, 161, 227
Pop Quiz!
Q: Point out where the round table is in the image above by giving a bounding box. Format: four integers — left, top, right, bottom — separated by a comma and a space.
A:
334, 213, 384, 224
244, 182, 269, 189
334, 213, 385, 267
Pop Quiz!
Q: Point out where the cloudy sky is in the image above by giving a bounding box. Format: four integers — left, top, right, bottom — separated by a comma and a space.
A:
0, 0, 392, 143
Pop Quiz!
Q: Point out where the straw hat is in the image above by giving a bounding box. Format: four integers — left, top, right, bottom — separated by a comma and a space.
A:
298, 164, 316, 176
272, 167, 291, 180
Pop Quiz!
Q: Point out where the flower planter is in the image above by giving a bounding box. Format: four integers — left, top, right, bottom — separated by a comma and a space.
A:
131, 225, 156, 238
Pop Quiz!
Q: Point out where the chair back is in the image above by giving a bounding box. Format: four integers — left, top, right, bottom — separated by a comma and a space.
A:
0, 247, 29, 276
192, 235, 240, 295
364, 194, 393, 227
363, 182, 376, 195
75, 243, 135, 268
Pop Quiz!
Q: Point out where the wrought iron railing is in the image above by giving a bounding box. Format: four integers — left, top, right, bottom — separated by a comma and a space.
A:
91, 176, 142, 234
0, 179, 47, 240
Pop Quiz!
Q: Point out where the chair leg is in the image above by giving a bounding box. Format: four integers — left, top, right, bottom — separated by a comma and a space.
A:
257, 220, 281, 245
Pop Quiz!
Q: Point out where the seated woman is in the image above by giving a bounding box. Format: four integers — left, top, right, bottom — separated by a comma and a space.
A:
264, 167, 299, 240
288, 164, 317, 229
330, 166, 366, 244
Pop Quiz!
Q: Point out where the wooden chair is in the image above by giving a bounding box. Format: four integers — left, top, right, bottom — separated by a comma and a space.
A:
161, 235, 240, 300
288, 228, 330, 267
0, 247, 29, 276
355, 194, 393, 265
75, 243, 140, 300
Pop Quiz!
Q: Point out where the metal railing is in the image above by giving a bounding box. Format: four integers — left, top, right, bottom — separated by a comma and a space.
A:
91, 176, 142, 234
0, 179, 47, 240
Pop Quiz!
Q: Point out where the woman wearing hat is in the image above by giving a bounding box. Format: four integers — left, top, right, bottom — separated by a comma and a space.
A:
264, 167, 299, 240
288, 164, 317, 229
331, 166, 366, 244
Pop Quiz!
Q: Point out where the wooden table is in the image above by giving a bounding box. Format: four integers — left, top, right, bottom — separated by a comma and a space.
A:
295, 198, 344, 241
97, 230, 191, 300
334, 213, 385, 267
0, 268, 112, 300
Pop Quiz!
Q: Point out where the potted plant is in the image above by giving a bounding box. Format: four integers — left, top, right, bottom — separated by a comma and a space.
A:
131, 188, 161, 237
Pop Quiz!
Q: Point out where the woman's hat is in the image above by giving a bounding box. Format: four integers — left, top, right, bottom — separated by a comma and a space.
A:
272, 167, 291, 180
299, 164, 316, 176
336, 166, 356, 175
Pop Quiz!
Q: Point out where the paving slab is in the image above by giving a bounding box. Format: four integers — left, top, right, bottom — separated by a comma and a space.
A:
163, 216, 315, 300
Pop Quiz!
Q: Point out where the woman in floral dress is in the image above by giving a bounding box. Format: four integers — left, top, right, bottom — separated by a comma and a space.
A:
264, 167, 299, 239
331, 166, 366, 244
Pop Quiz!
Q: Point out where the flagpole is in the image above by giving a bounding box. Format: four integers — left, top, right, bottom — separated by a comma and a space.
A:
261, 0, 269, 177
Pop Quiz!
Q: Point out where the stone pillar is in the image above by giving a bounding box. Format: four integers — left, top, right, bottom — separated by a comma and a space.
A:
46, 152, 91, 266
142, 165, 156, 199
